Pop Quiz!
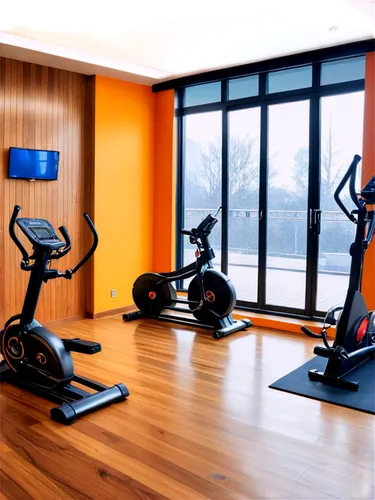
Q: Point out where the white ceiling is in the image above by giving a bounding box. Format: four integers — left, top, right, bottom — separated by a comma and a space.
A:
0, 0, 374, 85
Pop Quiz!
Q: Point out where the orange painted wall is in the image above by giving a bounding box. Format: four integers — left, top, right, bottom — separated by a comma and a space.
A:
94, 76, 155, 313
93, 53, 374, 318
153, 90, 176, 271
362, 52, 375, 310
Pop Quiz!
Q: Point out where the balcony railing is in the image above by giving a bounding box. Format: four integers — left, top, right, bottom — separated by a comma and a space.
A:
183, 208, 354, 274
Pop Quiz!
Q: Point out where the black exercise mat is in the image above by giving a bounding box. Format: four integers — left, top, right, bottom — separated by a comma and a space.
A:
269, 356, 375, 414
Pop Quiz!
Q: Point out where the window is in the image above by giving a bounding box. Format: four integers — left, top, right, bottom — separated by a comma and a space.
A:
321, 56, 365, 85
267, 66, 312, 94
184, 82, 221, 107
228, 75, 259, 100
177, 52, 366, 318
228, 107, 261, 302
266, 101, 310, 309
182, 111, 222, 285
317, 92, 365, 312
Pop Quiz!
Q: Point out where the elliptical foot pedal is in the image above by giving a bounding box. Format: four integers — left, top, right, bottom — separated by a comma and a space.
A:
63, 339, 102, 354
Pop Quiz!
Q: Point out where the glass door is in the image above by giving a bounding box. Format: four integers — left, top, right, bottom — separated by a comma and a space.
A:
316, 91, 365, 314
228, 107, 261, 304
178, 86, 365, 318
181, 111, 222, 287
265, 100, 310, 312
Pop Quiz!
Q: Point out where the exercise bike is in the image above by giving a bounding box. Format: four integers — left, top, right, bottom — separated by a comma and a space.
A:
302, 154, 375, 391
0, 205, 129, 424
123, 209, 252, 338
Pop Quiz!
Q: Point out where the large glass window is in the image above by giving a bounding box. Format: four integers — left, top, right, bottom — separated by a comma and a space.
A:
266, 101, 310, 309
182, 112, 222, 284
178, 54, 366, 317
228, 108, 261, 303
317, 91, 365, 312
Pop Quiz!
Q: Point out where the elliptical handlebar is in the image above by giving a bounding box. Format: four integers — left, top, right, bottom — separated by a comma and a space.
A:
44, 213, 98, 280
10, 205, 75, 268
349, 156, 362, 210
365, 212, 375, 247
49, 226, 72, 260
9, 206, 98, 280
9, 205, 29, 263
69, 213, 98, 276
334, 155, 362, 223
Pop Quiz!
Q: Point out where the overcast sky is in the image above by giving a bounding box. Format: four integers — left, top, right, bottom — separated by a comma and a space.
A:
185, 90, 365, 192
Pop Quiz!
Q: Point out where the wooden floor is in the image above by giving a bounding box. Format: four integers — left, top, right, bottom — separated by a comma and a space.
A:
1, 316, 374, 500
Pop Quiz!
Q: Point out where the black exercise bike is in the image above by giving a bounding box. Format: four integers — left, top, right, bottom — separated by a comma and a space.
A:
302, 155, 375, 391
123, 209, 252, 338
0, 206, 129, 424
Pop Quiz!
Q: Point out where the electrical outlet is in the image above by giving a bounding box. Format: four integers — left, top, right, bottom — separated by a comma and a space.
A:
111, 289, 116, 298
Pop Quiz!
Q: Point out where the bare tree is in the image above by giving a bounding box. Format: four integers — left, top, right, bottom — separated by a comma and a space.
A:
195, 134, 275, 208
290, 122, 343, 210
290, 146, 309, 209
199, 140, 222, 205
321, 121, 343, 209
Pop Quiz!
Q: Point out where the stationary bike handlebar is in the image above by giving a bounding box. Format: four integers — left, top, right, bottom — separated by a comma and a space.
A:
180, 219, 216, 245
180, 210, 220, 238
334, 155, 362, 223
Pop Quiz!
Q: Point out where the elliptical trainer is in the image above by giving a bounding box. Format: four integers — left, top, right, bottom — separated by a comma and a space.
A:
0, 205, 129, 424
123, 209, 252, 339
302, 155, 375, 391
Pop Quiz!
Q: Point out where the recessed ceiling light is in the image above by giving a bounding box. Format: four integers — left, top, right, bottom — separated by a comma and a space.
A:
329, 26, 339, 32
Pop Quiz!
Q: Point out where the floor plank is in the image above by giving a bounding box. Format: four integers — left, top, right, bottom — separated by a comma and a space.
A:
297, 465, 375, 499
1, 417, 166, 500
0, 315, 374, 500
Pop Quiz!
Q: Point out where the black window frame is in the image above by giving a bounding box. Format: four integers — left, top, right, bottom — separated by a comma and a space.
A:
164, 40, 373, 321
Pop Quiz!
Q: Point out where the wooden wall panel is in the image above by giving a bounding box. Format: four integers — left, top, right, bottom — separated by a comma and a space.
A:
0, 58, 93, 325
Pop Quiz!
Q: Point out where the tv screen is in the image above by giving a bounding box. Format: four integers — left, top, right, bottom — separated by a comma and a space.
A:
8, 147, 59, 180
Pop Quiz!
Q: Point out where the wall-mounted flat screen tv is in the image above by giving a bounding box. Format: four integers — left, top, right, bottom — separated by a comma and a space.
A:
8, 147, 60, 180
